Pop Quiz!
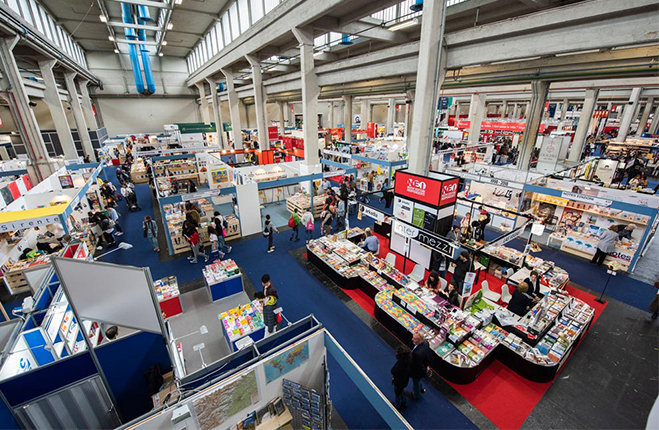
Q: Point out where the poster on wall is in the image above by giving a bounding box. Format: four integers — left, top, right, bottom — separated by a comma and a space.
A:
58, 175, 74, 189
193, 370, 259, 430
393, 196, 414, 223
264, 340, 309, 383
411, 202, 438, 231
210, 167, 229, 188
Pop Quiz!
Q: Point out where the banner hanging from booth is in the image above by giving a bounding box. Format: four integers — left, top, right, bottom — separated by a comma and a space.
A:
455, 120, 547, 133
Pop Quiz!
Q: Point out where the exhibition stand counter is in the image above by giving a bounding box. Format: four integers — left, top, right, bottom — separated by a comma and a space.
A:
154, 276, 183, 318
219, 300, 266, 352
203, 259, 243, 302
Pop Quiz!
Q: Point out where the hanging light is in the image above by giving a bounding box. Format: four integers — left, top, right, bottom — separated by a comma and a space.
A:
410, 0, 423, 12
167, 22, 173, 30
99, 14, 107, 23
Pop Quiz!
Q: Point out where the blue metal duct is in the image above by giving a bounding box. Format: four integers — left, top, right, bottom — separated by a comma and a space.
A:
136, 5, 156, 95
121, 3, 145, 94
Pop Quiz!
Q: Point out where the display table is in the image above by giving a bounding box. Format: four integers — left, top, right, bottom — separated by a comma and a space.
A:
130, 158, 149, 184
154, 276, 183, 318
203, 259, 244, 302
219, 301, 266, 352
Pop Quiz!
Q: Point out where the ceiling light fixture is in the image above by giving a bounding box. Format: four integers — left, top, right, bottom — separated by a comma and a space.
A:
108, 35, 114, 41
174, 0, 183, 4
389, 18, 418, 32
99, 14, 107, 23
167, 23, 173, 30
162, 40, 168, 45
114, 49, 120, 54
158, 52, 164, 56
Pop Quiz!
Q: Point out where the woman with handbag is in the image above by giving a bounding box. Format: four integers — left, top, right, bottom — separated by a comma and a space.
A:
143, 216, 160, 252
301, 209, 314, 243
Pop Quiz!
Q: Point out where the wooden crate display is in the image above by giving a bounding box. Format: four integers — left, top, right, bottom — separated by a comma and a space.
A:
286, 194, 324, 218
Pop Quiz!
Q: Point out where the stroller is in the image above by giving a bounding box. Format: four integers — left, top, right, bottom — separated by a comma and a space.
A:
125, 189, 140, 211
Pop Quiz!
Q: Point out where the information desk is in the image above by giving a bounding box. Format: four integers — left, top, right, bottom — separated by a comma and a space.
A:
203, 259, 243, 302
218, 301, 266, 352
154, 276, 183, 318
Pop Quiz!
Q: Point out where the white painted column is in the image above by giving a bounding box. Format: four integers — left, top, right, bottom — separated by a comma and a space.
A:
405, 90, 415, 145
512, 103, 519, 120
617, 87, 642, 142
568, 88, 599, 162
246, 55, 269, 150
386, 98, 396, 135
220, 69, 243, 149
279, 101, 286, 132
0, 37, 55, 181
359, 100, 369, 128
649, 105, 659, 135
343, 95, 353, 143
560, 98, 569, 121
455, 101, 461, 118
501, 101, 508, 118
195, 82, 211, 124
467, 93, 486, 143
524, 102, 530, 118
77, 79, 98, 130
328, 102, 335, 128
64, 72, 95, 161
407, 0, 447, 175
292, 27, 320, 166
517, 80, 549, 169
206, 78, 226, 148
0, 146, 9, 161
636, 98, 654, 137
38, 59, 77, 160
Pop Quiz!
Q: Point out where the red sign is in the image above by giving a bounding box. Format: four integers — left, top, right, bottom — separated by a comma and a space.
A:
267, 126, 279, 140
366, 122, 376, 138
439, 179, 459, 207
455, 120, 546, 133
394, 171, 443, 207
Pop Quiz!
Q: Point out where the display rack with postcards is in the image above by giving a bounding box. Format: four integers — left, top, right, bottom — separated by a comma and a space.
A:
219, 301, 265, 351
153, 276, 182, 318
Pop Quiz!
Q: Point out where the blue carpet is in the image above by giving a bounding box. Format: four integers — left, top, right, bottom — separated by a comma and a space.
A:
98, 168, 475, 429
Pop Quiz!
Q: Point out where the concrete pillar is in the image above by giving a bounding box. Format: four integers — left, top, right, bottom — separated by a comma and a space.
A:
343, 95, 352, 143
206, 78, 226, 148
407, 0, 447, 175
359, 100, 369, 127
220, 69, 243, 149
517, 80, 549, 169
38, 59, 77, 160
363, 100, 371, 124
328, 102, 335, 128
292, 27, 320, 166
512, 103, 519, 120
636, 98, 654, 137
618, 87, 642, 142
246, 55, 269, 150
64, 72, 95, 161
501, 101, 508, 118
649, 105, 659, 135
77, 79, 98, 130
405, 90, 415, 145
386, 98, 396, 135
455, 101, 461, 118
0, 37, 55, 181
467, 93, 486, 143
568, 89, 599, 162
195, 82, 211, 124
0, 146, 9, 161
279, 102, 286, 132
560, 98, 569, 121
524, 102, 530, 118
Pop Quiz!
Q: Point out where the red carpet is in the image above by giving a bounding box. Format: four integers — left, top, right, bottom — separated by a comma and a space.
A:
343, 287, 376, 318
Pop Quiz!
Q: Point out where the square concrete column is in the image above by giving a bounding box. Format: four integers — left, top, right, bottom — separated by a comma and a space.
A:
501, 101, 508, 118
512, 103, 519, 120
38, 59, 78, 160
328, 102, 335, 128
359, 100, 370, 127
386, 98, 396, 136
64, 72, 96, 161
636, 98, 654, 137
560, 99, 569, 121
195, 82, 211, 125
292, 27, 320, 166
278, 102, 286, 133
77, 79, 98, 130
617, 87, 642, 142
0, 36, 55, 181
568, 89, 599, 162
467, 93, 487, 144
343, 96, 353, 143
405, 90, 415, 145
649, 105, 659, 135
517, 80, 549, 169
246, 55, 269, 150
407, 0, 447, 175
220, 69, 243, 149
206, 78, 226, 148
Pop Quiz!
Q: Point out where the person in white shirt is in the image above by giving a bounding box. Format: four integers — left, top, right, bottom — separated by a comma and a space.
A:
301, 210, 314, 242
106, 202, 123, 236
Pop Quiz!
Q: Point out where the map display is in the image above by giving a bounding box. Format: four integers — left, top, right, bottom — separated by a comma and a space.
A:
193, 370, 259, 430
264, 341, 309, 383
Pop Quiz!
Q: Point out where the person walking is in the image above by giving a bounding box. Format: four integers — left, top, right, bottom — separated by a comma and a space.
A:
212, 212, 232, 254
591, 225, 618, 265
288, 209, 301, 242
391, 346, 411, 410
408, 331, 430, 401
451, 251, 472, 294
106, 202, 123, 236
263, 214, 278, 253
320, 209, 333, 236
98, 212, 117, 247
208, 225, 222, 257
335, 198, 346, 232
183, 216, 208, 264
143, 215, 160, 252
301, 209, 314, 243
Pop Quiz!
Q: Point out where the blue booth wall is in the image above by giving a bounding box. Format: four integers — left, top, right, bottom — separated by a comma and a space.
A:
95, 331, 171, 422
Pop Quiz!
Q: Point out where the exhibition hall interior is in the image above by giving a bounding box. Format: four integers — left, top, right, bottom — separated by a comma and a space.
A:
0, 0, 657, 428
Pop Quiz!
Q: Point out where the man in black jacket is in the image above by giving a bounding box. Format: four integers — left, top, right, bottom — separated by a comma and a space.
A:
390, 347, 411, 410
409, 331, 431, 400
452, 251, 472, 294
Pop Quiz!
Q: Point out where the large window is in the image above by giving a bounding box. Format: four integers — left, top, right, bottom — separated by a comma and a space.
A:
229, 3, 240, 40
238, 0, 250, 34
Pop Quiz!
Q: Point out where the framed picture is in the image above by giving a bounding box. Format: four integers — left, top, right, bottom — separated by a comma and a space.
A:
59, 175, 74, 189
